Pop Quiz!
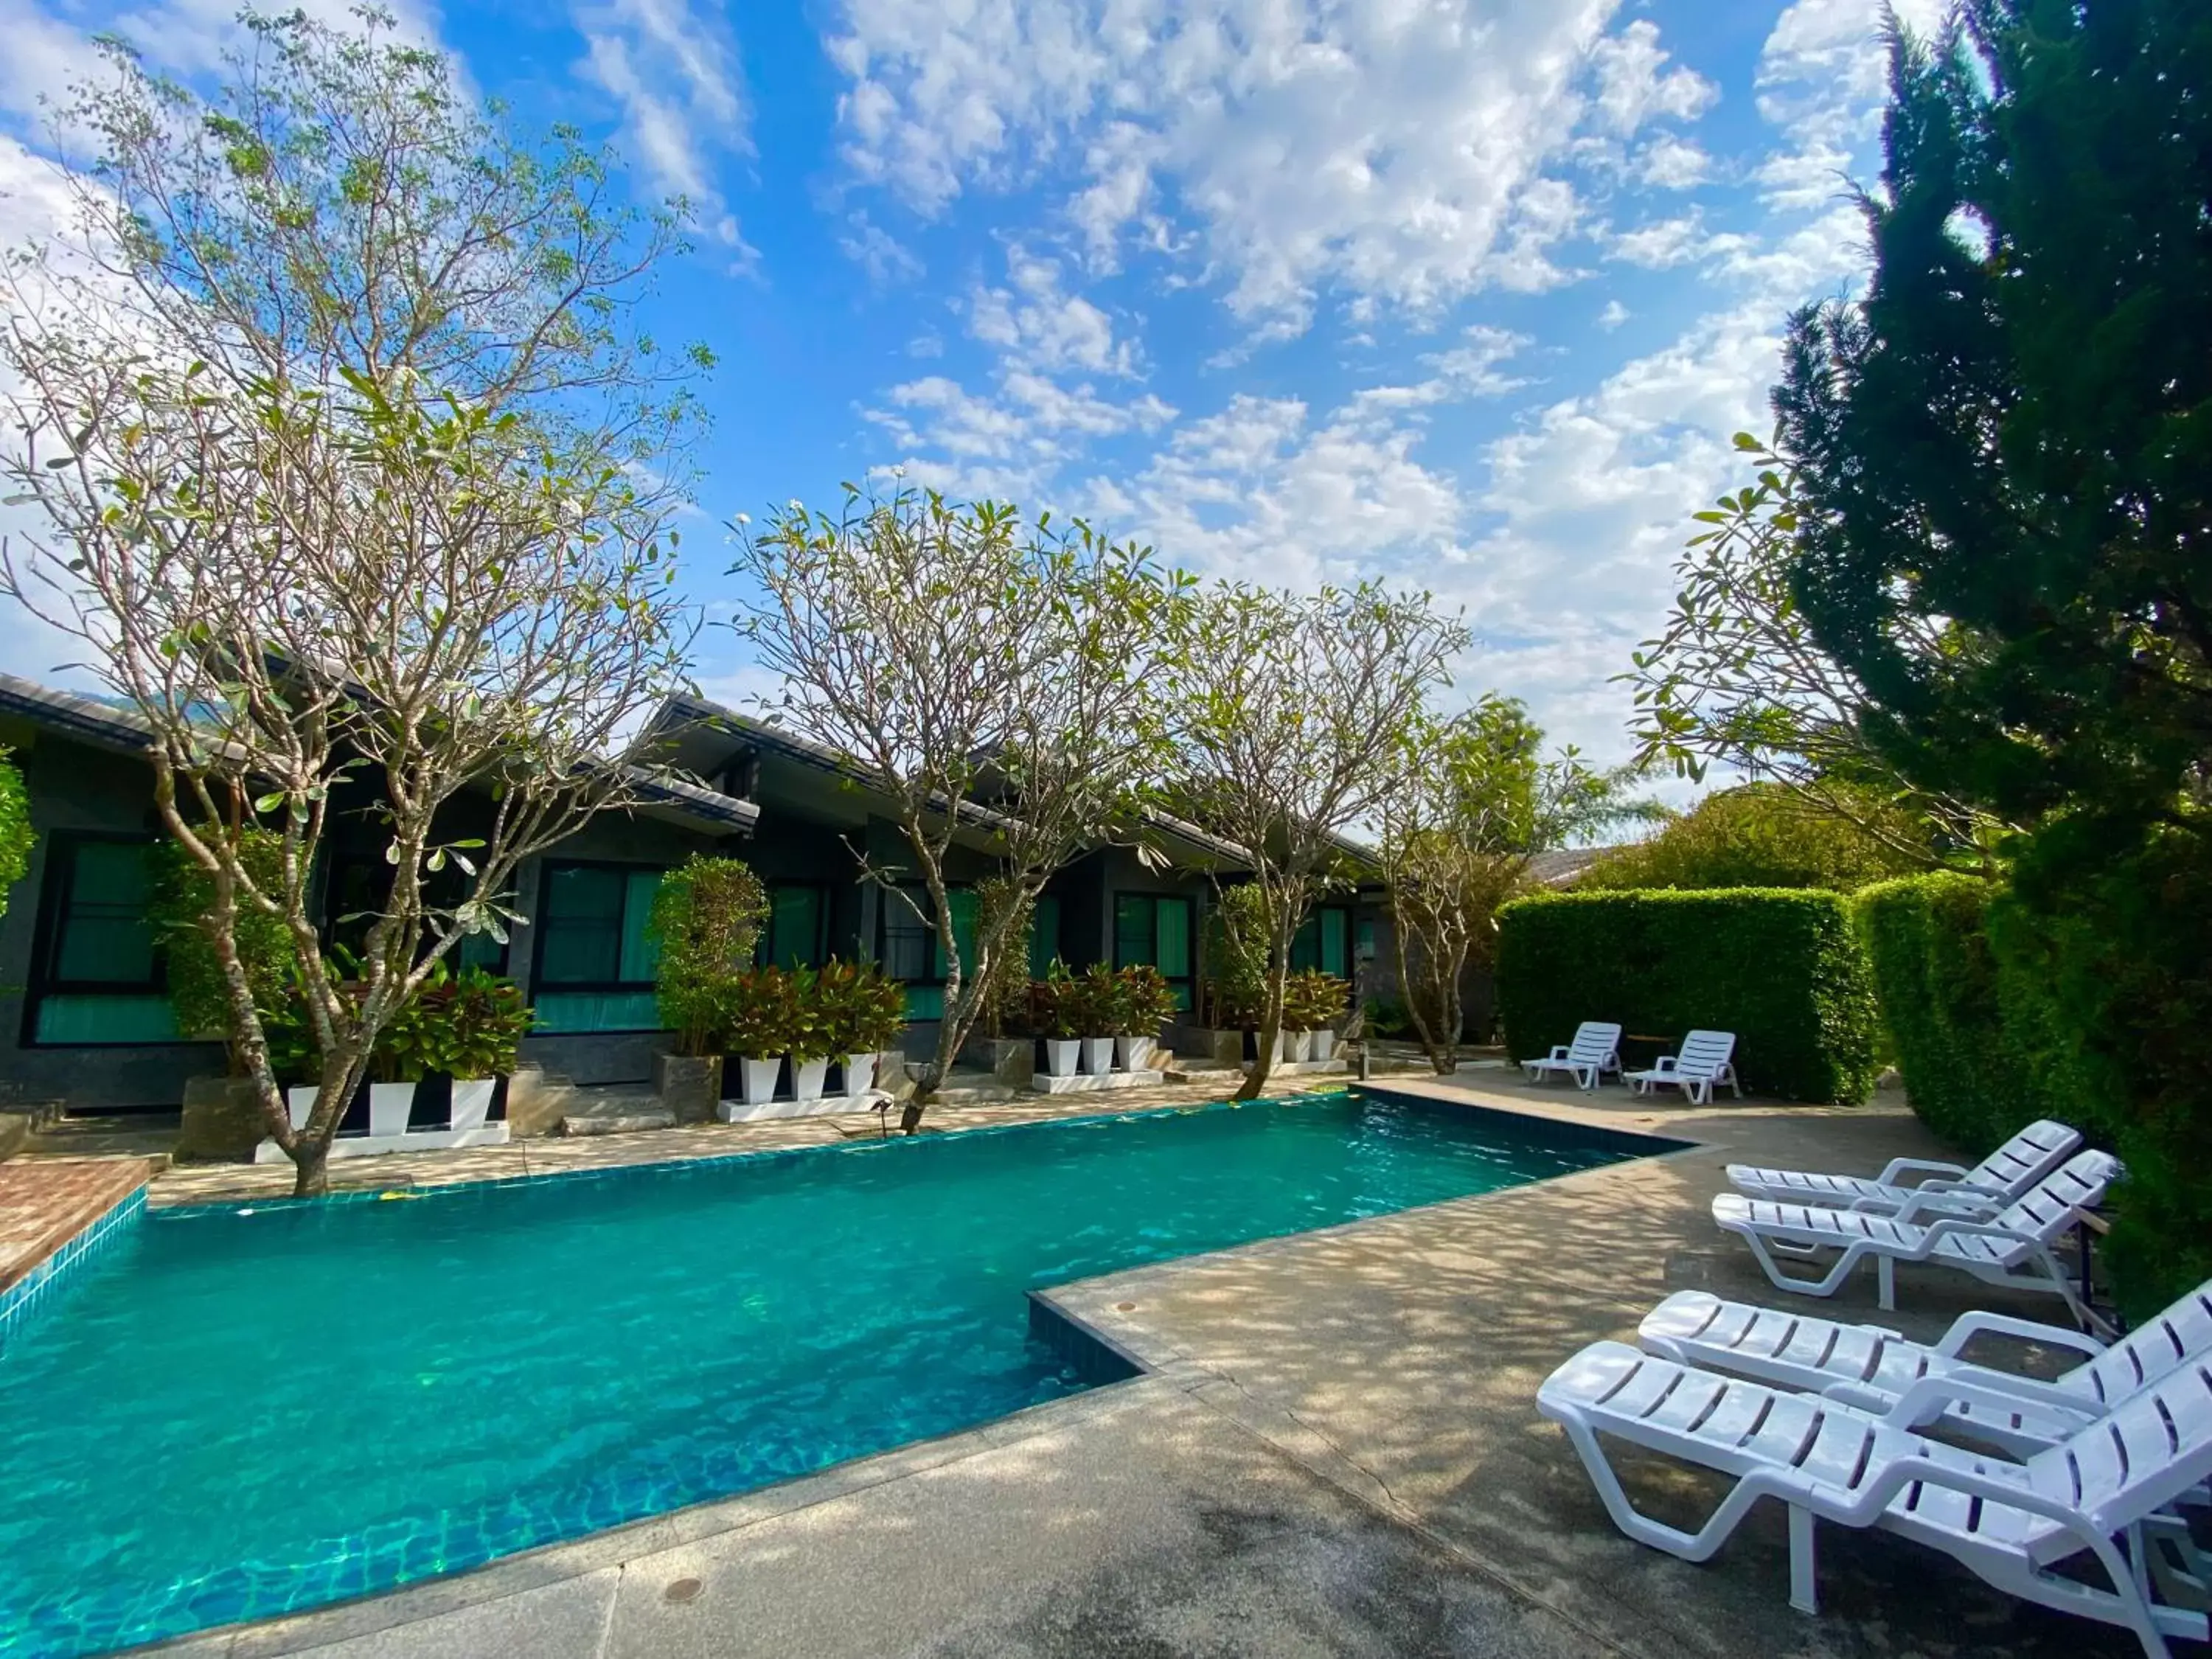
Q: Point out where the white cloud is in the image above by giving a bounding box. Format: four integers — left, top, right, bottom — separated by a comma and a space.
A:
827, 0, 1725, 338
1596, 298, 1630, 330
1752, 0, 1944, 210
574, 0, 752, 248
1635, 132, 1710, 190
1606, 209, 1711, 268
841, 215, 924, 283
967, 246, 1136, 375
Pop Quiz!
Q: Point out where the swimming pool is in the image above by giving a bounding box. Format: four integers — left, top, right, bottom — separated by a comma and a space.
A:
0, 1090, 1663, 1655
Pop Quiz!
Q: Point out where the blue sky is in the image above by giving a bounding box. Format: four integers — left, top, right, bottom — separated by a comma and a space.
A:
0, 0, 1933, 765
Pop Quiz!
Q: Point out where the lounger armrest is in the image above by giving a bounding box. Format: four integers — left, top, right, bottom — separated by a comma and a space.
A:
1848, 1456, 2103, 1537
1873, 1368, 2101, 1430
1917, 1217, 2039, 1247
1545, 1045, 1570, 1060
1650, 1054, 1679, 1073
1933, 1310, 2109, 1361
1881, 1187, 2004, 1225
1874, 1155, 1971, 1187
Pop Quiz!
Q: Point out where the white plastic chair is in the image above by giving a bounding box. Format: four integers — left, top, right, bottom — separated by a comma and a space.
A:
1637, 1280, 2212, 1456
1727, 1118, 2081, 1220
1537, 1340, 2212, 1655
1520, 1021, 1622, 1092
1711, 1148, 2121, 1316
1623, 1029, 1740, 1104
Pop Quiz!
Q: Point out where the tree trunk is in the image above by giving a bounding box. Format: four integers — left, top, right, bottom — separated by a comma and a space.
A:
291, 1135, 331, 1197
1237, 915, 1294, 1102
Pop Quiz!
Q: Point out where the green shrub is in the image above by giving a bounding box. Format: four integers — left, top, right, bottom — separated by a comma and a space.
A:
1202, 883, 1270, 1026
1851, 873, 2048, 1150
148, 830, 296, 1075
815, 959, 906, 1056
648, 855, 770, 1056
1580, 784, 1922, 893
0, 751, 31, 917
375, 963, 534, 1081
1991, 825, 2211, 1319
1495, 888, 1879, 1102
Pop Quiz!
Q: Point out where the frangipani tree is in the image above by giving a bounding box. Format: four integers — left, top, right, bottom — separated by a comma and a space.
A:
1175, 582, 1468, 1098
1379, 696, 1654, 1072
728, 485, 1192, 1130
0, 10, 701, 1194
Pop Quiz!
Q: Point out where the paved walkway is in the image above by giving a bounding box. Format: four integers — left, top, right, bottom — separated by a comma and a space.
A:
0, 1157, 151, 1295
159, 1077, 2152, 1658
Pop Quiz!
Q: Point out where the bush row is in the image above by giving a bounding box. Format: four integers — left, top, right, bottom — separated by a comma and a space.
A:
1496, 888, 1880, 1104
1853, 846, 2212, 1319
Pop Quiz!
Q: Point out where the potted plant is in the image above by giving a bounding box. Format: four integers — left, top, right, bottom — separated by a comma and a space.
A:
723, 966, 790, 1109
1283, 970, 1348, 1061
783, 966, 833, 1104
1032, 961, 1080, 1077
378, 962, 532, 1132
1114, 964, 1177, 1071
818, 959, 904, 1101
1074, 962, 1121, 1074
648, 855, 769, 1122
150, 831, 296, 1159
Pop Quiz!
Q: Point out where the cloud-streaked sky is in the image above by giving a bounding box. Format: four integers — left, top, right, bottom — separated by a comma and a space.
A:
0, 0, 1934, 763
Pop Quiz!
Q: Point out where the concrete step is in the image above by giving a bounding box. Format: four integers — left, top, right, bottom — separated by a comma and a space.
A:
557, 1109, 677, 1137
556, 1085, 674, 1138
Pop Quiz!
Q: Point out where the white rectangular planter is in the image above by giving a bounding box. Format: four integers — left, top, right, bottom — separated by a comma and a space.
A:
843, 1052, 878, 1101
1289, 1030, 1315, 1062
1080, 1036, 1116, 1075
256, 1079, 509, 1163
738, 1056, 782, 1107
792, 1057, 830, 1103
1311, 1029, 1338, 1062
1043, 1040, 1079, 1077
1116, 1034, 1158, 1071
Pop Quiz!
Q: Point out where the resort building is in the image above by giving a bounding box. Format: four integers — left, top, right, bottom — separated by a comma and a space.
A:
0, 675, 1384, 1115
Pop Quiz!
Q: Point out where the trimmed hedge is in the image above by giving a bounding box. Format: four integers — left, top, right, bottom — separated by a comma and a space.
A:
1495, 888, 1880, 1103
1852, 848, 2212, 1321
1851, 873, 2045, 1150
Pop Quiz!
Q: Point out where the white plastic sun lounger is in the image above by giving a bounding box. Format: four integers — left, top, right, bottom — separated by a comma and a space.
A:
1711, 1148, 2121, 1316
1623, 1029, 1740, 1104
1537, 1340, 2212, 1655
1638, 1281, 2212, 1457
1727, 1118, 2081, 1220
1521, 1021, 1621, 1091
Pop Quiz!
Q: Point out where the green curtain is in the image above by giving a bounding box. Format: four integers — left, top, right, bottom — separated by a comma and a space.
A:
618, 869, 663, 981
1029, 894, 1061, 976
1321, 908, 1349, 977
768, 885, 824, 968
1113, 894, 1155, 967
55, 841, 159, 983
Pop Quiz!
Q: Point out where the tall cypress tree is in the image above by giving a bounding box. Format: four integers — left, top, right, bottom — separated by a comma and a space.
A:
1778, 0, 2211, 833
1775, 0, 2212, 1312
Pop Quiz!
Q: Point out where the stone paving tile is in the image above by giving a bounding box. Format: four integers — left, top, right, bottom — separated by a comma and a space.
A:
142, 1074, 1415, 1208
0, 1156, 153, 1293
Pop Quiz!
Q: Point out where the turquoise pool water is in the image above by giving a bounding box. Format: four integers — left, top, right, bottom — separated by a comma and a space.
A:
0, 1091, 1656, 1656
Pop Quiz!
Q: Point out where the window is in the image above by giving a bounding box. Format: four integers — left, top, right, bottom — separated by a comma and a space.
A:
323, 849, 507, 974
1290, 905, 1351, 978
880, 883, 973, 1020
762, 883, 829, 970
28, 834, 180, 1045
1113, 893, 1195, 1010
1028, 892, 1062, 978
531, 863, 665, 1032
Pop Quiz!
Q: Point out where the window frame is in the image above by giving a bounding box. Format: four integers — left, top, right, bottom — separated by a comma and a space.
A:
1112, 891, 1197, 1010
23, 830, 179, 1050
1290, 902, 1354, 978
528, 859, 668, 1033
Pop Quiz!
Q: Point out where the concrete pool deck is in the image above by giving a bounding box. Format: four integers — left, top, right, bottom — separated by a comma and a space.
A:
155, 1076, 2155, 1659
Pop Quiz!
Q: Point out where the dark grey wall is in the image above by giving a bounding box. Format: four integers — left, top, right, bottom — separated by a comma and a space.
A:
0, 721, 223, 1110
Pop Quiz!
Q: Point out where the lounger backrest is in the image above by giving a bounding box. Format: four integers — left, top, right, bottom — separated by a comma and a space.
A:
2065, 1279, 2212, 1407
1989, 1149, 2124, 1243
1568, 1022, 1622, 1061
1673, 1029, 1735, 1079
1968, 1119, 2082, 1200
2025, 1356, 2212, 1537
